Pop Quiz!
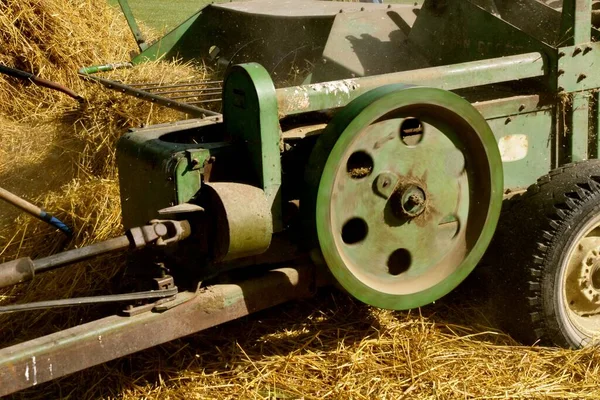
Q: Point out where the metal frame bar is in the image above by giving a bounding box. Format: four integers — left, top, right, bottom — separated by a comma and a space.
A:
0, 264, 319, 396
143, 88, 221, 95
561, 0, 593, 45
167, 91, 222, 100
276, 52, 547, 116
129, 81, 223, 88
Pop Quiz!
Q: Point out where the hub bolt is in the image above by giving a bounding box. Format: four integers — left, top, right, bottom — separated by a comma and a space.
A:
392, 184, 427, 219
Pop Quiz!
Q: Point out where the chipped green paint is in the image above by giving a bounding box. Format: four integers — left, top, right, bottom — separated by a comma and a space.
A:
276, 52, 547, 116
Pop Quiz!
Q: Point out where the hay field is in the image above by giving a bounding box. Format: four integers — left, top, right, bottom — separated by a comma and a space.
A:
0, 0, 599, 399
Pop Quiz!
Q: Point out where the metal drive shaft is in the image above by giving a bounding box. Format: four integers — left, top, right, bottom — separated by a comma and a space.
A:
0, 219, 191, 289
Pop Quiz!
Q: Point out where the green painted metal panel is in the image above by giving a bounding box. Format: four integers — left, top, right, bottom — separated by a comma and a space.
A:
308, 6, 428, 83
487, 111, 555, 190
408, 0, 555, 65
473, 94, 551, 120
557, 42, 600, 92
132, 1, 338, 83
132, 10, 205, 64
596, 92, 600, 159
222, 63, 282, 231
116, 118, 220, 228
485, 0, 562, 46
570, 92, 591, 162
560, 0, 592, 46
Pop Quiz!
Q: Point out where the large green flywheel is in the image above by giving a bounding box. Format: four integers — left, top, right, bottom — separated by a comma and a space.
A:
304, 85, 503, 310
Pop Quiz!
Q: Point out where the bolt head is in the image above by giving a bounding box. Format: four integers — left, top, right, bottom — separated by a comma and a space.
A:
154, 223, 168, 238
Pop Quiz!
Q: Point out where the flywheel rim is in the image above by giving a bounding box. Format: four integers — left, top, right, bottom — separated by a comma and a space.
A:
310, 85, 503, 310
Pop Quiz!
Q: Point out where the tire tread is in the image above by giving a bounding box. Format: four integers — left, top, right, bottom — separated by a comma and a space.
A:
488, 160, 600, 347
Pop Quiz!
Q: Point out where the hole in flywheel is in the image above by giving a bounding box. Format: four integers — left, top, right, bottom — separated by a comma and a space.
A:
341, 218, 368, 244
400, 118, 424, 146
387, 249, 412, 276
346, 151, 374, 179
592, 266, 600, 290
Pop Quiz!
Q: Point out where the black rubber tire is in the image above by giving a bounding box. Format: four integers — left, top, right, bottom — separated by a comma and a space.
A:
486, 160, 600, 348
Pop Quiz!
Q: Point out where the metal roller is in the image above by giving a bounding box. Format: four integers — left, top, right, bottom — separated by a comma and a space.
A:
203, 182, 273, 262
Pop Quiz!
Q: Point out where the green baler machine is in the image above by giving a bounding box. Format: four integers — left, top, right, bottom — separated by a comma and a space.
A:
2, 0, 600, 394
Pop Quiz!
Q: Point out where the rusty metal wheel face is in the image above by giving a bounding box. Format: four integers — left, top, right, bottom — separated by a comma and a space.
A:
312, 85, 503, 310
560, 214, 600, 340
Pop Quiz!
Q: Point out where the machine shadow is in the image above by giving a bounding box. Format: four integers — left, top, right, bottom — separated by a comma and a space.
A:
11, 264, 520, 400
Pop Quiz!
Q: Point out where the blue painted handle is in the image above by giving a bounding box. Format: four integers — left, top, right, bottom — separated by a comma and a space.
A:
40, 211, 73, 236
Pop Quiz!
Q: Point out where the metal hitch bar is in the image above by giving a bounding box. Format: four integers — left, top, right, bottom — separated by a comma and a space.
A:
0, 264, 320, 396
0, 219, 191, 289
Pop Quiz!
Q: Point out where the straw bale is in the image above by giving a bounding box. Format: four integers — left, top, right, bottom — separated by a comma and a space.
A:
0, 0, 134, 118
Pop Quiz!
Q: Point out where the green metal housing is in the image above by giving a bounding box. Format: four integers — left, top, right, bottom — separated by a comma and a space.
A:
116, 0, 600, 306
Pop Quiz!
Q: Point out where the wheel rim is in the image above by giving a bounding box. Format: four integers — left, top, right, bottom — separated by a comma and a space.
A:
561, 214, 600, 342
311, 85, 503, 310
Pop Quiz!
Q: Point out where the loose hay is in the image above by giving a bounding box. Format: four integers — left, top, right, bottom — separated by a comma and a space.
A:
11, 293, 600, 399
1, 1, 600, 400
0, 0, 205, 346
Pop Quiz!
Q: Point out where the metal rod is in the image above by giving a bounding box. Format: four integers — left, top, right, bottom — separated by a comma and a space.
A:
79, 73, 220, 118
0, 220, 191, 289
166, 92, 222, 100
0, 187, 72, 236
77, 62, 133, 75
147, 87, 222, 95
188, 98, 222, 104
33, 236, 131, 273
276, 51, 547, 116
0, 288, 178, 314
131, 81, 223, 89
0, 264, 320, 396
